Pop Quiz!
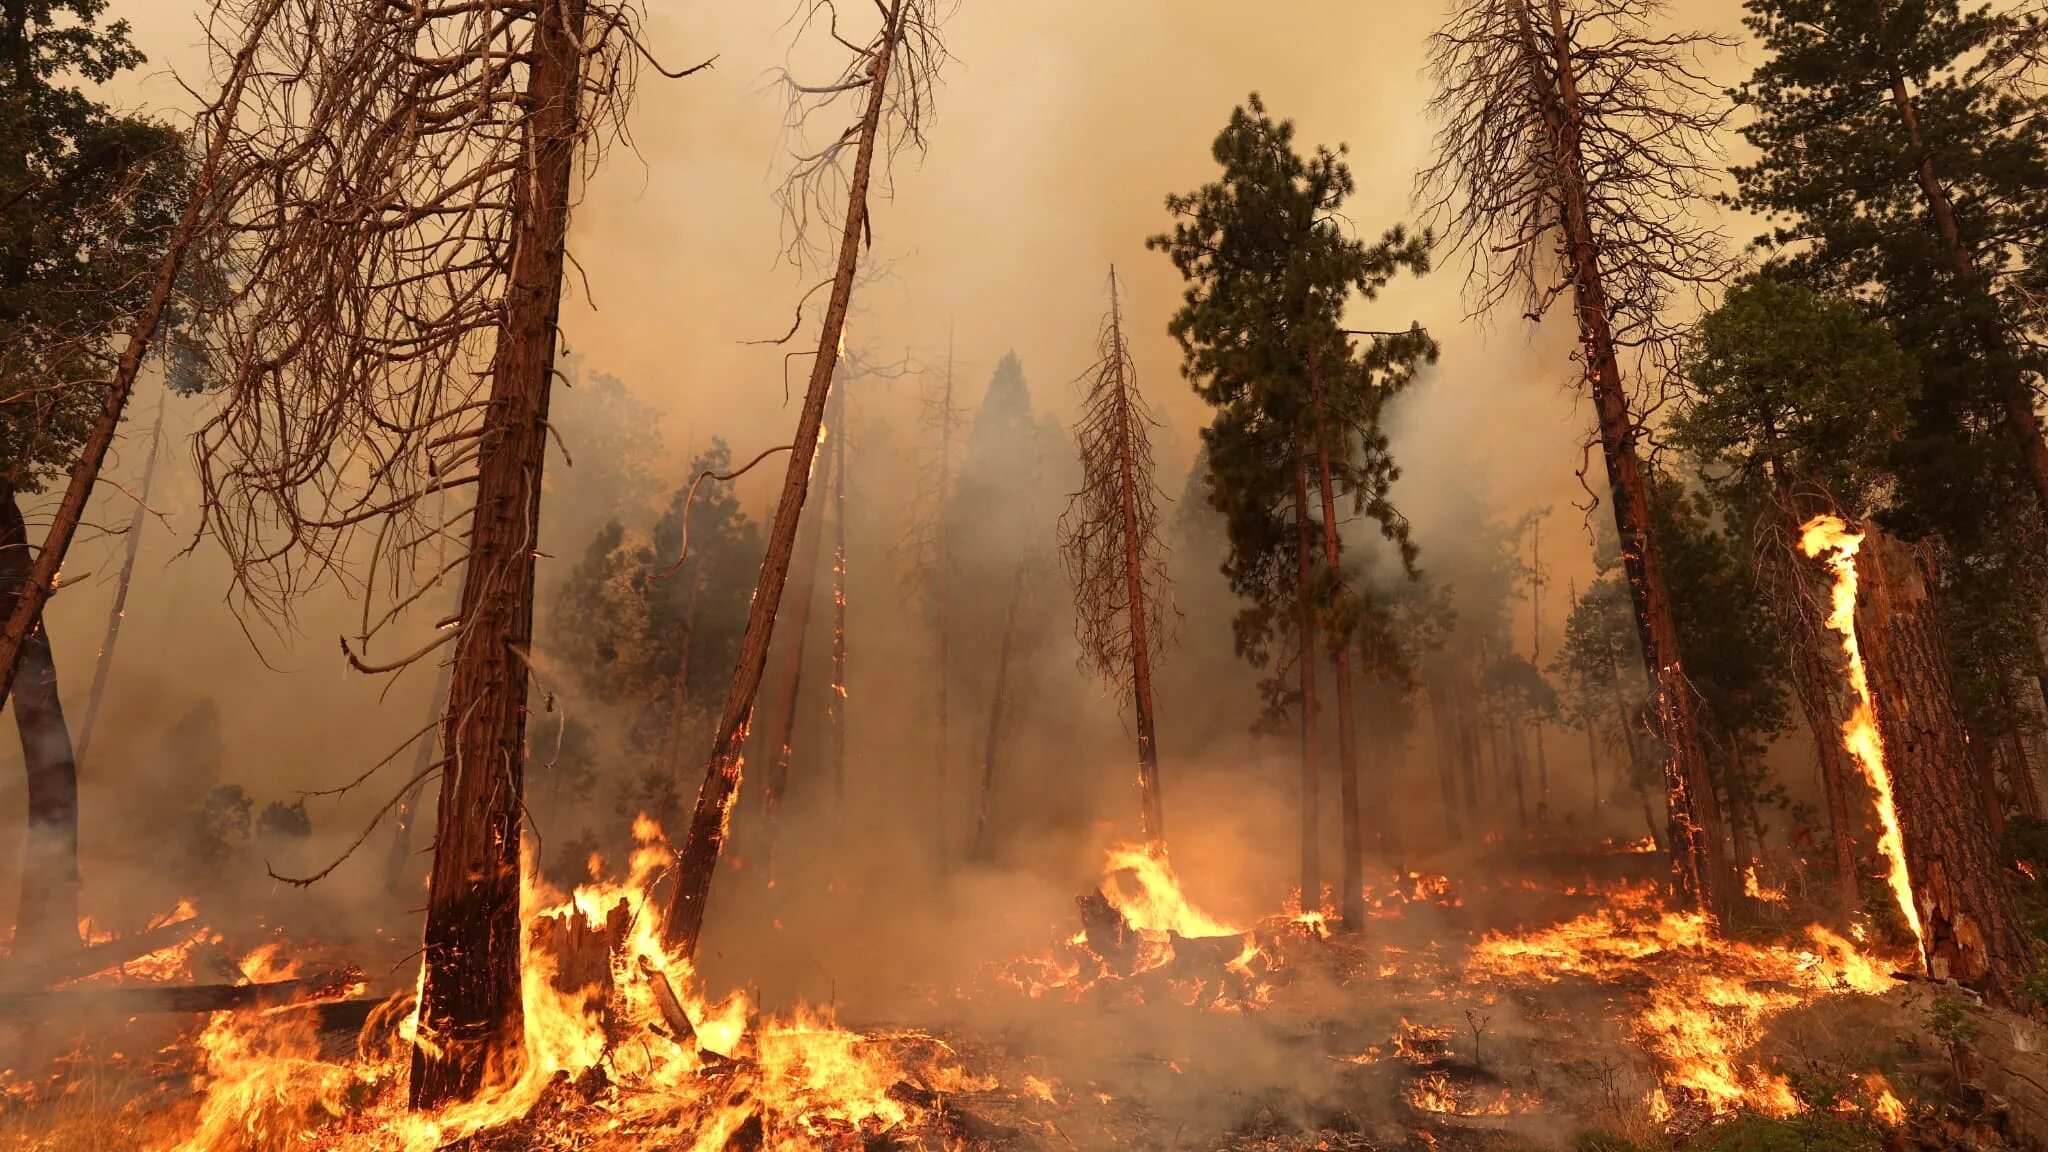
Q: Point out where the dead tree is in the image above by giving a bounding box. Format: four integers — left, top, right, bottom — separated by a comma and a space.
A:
913, 331, 963, 865
0, 0, 286, 712
1422, 0, 1738, 919
1856, 529, 2033, 996
827, 382, 850, 846
1057, 268, 1174, 845
663, 0, 948, 960
185, 0, 681, 1106
74, 387, 167, 768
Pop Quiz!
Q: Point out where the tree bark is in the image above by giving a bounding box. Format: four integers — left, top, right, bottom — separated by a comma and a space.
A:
408, 0, 584, 1107
971, 557, 1026, 862
1306, 351, 1365, 933
663, 10, 898, 960
0, 0, 285, 712
74, 386, 165, 769
0, 489, 81, 963
1110, 283, 1165, 845
1855, 528, 2033, 998
760, 427, 837, 885
1517, 0, 1730, 920
1773, 513, 1865, 920
1293, 459, 1321, 913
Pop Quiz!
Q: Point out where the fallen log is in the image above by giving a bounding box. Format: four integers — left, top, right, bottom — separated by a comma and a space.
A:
0, 966, 362, 1019
0, 913, 204, 991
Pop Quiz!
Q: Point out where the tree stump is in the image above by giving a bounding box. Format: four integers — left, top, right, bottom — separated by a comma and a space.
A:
528, 896, 630, 1045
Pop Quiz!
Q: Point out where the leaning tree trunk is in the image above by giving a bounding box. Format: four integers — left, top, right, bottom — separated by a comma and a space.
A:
0, 0, 283, 712
663, 10, 898, 959
74, 387, 166, 769
761, 431, 837, 884
1856, 528, 2033, 998
971, 556, 1026, 862
1293, 459, 1322, 913
1521, 0, 1730, 919
0, 489, 81, 964
409, 0, 584, 1107
1306, 354, 1365, 934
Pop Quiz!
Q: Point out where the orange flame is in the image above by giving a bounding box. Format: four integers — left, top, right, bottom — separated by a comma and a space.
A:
1800, 515, 1925, 958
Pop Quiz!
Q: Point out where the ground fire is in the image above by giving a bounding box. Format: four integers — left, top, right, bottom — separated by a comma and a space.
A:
10, 1, 2048, 1151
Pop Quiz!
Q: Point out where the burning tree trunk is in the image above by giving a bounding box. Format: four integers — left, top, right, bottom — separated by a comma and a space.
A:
74, 387, 166, 768
761, 422, 838, 882
0, 488, 81, 961
1424, 0, 1737, 920
971, 557, 1027, 862
1058, 268, 1174, 845
1854, 529, 2033, 995
410, 0, 589, 1105
1294, 458, 1322, 912
664, 1, 945, 959
1305, 349, 1365, 932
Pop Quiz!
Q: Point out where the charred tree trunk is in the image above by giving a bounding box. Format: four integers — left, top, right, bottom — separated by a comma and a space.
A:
0, 0, 282, 711
409, 0, 584, 1107
971, 557, 1027, 862
1776, 543, 1865, 919
760, 427, 838, 884
387, 657, 454, 898
1306, 353, 1365, 933
1294, 459, 1321, 913
1507, 715, 1530, 829
1856, 529, 2032, 998
1517, 0, 1729, 919
1117, 412, 1164, 846
0, 489, 80, 962
74, 387, 166, 768
663, 8, 899, 959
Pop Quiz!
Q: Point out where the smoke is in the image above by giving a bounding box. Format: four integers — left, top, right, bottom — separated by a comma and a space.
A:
0, 0, 1792, 1143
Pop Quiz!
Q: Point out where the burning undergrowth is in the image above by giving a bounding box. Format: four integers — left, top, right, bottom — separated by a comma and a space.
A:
0, 831, 1949, 1152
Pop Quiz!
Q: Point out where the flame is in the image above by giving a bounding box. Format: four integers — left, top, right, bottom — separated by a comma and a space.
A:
1865, 1073, 1906, 1126
1098, 843, 1239, 938
1743, 865, 1786, 904
1800, 515, 1925, 956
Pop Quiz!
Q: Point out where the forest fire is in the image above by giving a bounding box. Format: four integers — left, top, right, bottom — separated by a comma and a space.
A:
1800, 516, 1926, 957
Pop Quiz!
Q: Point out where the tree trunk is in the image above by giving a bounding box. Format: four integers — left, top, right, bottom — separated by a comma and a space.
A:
387, 657, 454, 898
0, 0, 284, 712
74, 386, 165, 769
1456, 676, 1481, 819
1516, 0, 1729, 919
971, 556, 1026, 862
408, 0, 584, 1107
1306, 354, 1365, 932
663, 11, 898, 960
1111, 286, 1165, 845
1583, 720, 1603, 812
828, 384, 848, 849
1855, 528, 2032, 998
760, 426, 838, 885
0, 489, 80, 963
1429, 680, 1462, 842
1293, 459, 1321, 913
1507, 714, 1529, 829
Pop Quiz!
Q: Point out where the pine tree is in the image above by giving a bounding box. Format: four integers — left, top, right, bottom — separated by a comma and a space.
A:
1153, 95, 1435, 932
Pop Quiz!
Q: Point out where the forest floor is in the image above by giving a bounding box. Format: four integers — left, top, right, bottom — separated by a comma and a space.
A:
0, 839, 2038, 1152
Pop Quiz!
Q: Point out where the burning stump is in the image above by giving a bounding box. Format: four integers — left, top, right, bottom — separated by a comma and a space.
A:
528, 896, 631, 1046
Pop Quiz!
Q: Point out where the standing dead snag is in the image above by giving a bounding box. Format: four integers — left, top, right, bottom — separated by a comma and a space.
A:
827, 382, 850, 850
1850, 528, 2032, 996
1058, 269, 1174, 845
182, 0, 683, 1106
761, 404, 839, 883
971, 556, 1028, 861
1421, 0, 1738, 919
664, 0, 948, 959
74, 388, 167, 770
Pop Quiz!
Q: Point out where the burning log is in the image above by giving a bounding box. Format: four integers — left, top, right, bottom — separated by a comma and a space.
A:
0, 966, 361, 1018
639, 955, 699, 1050
0, 910, 202, 991
1076, 890, 1137, 976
